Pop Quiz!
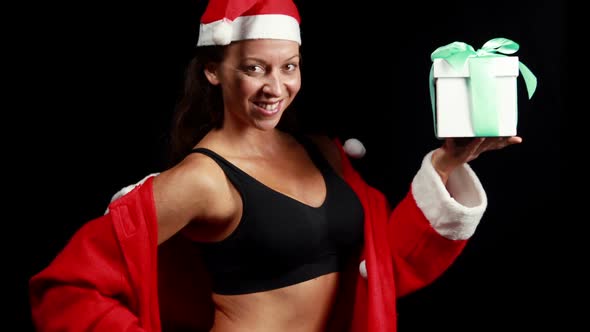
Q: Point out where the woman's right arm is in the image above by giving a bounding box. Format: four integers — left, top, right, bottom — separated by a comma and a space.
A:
29, 155, 234, 331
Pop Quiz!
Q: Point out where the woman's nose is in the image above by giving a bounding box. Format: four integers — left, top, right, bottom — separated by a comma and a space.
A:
262, 72, 283, 96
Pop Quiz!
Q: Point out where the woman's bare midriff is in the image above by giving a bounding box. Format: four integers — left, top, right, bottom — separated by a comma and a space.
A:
209, 272, 340, 332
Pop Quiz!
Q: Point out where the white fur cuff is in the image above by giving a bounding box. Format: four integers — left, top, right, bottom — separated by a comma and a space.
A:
411, 150, 487, 240
105, 173, 160, 214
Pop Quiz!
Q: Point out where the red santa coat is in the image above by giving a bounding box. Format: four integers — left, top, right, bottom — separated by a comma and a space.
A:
29, 139, 486, 331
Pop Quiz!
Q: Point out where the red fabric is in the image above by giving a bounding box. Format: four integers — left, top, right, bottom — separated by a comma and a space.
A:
334, 138, 468, 331
29, 139, 468, 331
200, 0, 301, 24
29, 177, 160, 331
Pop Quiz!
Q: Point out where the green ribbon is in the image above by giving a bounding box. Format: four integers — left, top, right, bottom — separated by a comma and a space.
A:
428, 37, 537, 137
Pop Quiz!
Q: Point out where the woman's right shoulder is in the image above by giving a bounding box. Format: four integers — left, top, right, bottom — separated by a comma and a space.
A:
155, 151, 229, 203
151, 151, 235, 234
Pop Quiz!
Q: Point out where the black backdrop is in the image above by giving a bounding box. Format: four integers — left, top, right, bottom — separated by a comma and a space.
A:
15, 0, 564, 330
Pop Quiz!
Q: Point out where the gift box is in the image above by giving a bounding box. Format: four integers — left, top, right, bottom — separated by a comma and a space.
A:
429, 38, 537, 138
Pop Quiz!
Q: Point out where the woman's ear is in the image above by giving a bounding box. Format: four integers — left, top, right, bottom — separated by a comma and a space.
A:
204, 63, 220, 85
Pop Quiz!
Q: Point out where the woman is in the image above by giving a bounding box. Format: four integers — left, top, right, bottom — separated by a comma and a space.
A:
29, 0, 522, 331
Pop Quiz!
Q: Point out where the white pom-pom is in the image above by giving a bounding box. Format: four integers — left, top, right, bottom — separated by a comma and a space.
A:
343, 138, 366, 158
212, 20, 233, 45
359, 260, 368, 279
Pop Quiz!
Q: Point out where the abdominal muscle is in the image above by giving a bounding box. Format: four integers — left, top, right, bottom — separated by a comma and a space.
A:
209, 272, 340, 332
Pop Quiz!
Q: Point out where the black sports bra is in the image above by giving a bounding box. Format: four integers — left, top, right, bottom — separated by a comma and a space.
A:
189, 136, 364, 295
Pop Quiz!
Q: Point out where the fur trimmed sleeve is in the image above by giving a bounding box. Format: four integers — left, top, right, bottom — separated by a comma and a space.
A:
411, 150, 487, 240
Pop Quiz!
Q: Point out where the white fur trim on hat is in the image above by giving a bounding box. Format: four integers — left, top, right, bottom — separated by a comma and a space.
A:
211, 19, 233, 46
198, 14, 301, 46
411, 150, 487, 240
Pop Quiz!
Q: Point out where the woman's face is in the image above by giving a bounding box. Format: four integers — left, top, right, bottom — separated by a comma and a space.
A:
205, 39, 301, 131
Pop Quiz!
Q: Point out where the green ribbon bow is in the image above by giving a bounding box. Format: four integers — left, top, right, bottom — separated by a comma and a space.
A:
428, 37, 537, 137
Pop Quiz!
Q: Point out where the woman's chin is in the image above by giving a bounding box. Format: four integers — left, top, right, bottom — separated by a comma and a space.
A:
253, 118, 282, 131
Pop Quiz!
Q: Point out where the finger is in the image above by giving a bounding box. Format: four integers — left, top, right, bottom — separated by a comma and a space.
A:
488, 137, 511, 150
477, 137, 500, 151
489, 136, 522, 150
465, 137, 486, 152
475, 136, 522, 155
506, 136, 523, 145
462, 137, 486, 160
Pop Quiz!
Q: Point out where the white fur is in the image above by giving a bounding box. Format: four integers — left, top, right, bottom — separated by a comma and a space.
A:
104, 173, 160, 214
198, 14, 301, 46
411, 150, 487, 240
359, 260, 368, 279
212, 19, 233, 45
343, 138, 366, 158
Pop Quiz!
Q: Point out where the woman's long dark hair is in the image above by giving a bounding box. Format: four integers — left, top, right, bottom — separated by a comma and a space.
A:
167, 46, 224, 166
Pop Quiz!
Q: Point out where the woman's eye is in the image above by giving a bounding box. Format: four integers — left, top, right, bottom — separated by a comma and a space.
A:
246, 65, 264, 73
284, 63, 298, 71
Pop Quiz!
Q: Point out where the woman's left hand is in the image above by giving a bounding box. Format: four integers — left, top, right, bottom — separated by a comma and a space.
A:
431, 136, 523, 184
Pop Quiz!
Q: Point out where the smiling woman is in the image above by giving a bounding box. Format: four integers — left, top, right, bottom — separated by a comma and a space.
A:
202, 39, 302, 133
28, 0, 530, 331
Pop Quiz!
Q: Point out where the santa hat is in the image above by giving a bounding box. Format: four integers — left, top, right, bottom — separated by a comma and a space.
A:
197, 0, 302, 46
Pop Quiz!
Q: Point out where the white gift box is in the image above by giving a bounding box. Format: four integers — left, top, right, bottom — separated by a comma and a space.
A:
432, 56, 520, 138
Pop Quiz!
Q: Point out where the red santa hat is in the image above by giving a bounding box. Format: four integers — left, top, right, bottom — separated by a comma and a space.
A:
197, 0, 302, 46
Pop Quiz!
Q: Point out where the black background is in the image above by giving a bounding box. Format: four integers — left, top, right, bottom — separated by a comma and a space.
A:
14, 0, 564, 330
